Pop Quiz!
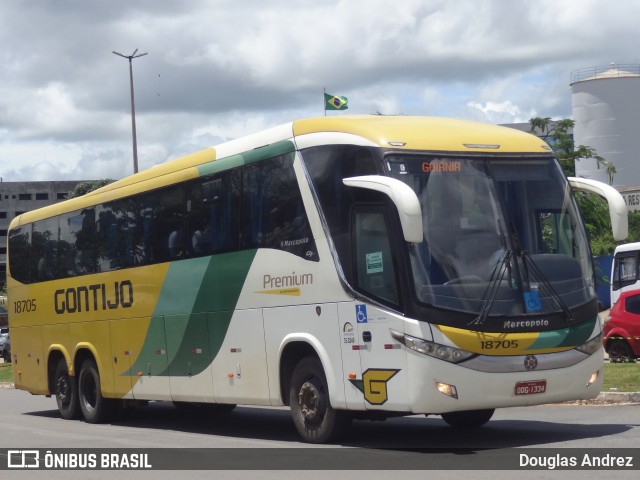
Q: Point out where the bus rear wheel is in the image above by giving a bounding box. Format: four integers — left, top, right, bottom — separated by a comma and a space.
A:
289, 357, 351, 444
78, 359, 116, 423
53, 358, 80, 420
441, 408, 495, 428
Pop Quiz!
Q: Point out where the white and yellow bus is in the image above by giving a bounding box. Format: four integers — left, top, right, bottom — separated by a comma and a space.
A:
7, 116, 627, 443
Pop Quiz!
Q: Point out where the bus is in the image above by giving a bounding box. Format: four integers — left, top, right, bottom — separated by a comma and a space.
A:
7, 115, 628, 443
611, 242, 640, 307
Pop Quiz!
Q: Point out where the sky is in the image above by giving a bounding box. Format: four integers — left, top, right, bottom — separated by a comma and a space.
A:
1, 0, 639, 182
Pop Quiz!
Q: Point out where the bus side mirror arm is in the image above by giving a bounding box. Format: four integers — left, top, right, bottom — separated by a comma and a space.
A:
568, 177, 628, 241
343, 175, 424, 243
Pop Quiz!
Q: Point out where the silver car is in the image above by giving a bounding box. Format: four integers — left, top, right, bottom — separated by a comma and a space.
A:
0, 329, 10, 363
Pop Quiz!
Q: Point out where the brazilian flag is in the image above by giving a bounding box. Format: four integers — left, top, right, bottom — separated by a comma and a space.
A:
324, 92, 348, 111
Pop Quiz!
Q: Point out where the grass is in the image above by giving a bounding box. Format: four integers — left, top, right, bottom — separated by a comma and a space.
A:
1, 362, 639, 392
602, 362, 640, 392
0, 362, 13, 383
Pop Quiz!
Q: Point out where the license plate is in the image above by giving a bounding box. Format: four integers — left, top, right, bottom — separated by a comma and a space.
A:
515, 380, 547, 396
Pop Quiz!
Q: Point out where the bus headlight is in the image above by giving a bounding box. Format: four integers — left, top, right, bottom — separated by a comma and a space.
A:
575, 332, 603, 355
390, 329, 475, 364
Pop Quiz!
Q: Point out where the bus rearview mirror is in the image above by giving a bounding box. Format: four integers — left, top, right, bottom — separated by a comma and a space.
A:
343, 175, 424, 243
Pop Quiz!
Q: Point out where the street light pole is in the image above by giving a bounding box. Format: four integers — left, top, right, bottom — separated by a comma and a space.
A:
113, 49, 148, 174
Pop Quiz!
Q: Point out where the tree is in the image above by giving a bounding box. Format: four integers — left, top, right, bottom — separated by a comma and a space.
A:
575, 191, 616, 256
529, 117, 615, 182
529, 117, 621, 255
65, 179, 115, 199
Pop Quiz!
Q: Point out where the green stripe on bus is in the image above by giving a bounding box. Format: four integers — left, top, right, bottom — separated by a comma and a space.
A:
197, 140, 295, 176
126, 250, 257, 377
527, 317, 597, 350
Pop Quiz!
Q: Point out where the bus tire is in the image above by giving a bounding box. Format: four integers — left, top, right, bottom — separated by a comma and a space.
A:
78, 359, 116, 424
289, 356, 351, 444
608, 339, 634, 362
53, 358, 80, 420
441, 408, 495, 428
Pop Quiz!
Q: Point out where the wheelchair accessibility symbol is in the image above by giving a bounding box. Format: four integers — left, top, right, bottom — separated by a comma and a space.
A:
356, 304, 368, 323
524, 290, 542, 312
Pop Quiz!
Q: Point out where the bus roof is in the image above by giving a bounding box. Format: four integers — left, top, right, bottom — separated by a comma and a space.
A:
9, 115, 551, 228
293, 115, 550, 154
614, 242, 640, 254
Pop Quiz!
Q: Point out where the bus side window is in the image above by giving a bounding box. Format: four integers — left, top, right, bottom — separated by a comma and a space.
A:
612, 255, 638, 291
8, 226, 32, 284
95, 200, 136, 271
240, 154, 317, 260
31, 217, 59, 281
136, 184, 185, 264
59, 208, 96, 277
186, 170, 240, 258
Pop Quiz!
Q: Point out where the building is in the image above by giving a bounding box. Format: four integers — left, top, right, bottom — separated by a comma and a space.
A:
571, 64, 640, 188
507, 62, 640, 213
0, 181, 90, 286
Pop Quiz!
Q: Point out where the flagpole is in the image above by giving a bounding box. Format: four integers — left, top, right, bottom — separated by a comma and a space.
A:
323, 87, 326, 116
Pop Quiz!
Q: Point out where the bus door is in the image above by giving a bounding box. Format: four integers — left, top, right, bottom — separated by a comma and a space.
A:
341, 207, 407, 411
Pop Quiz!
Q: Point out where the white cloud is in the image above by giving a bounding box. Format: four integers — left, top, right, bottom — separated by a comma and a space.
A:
1, 0, 640, 180
466, 100, 532, 124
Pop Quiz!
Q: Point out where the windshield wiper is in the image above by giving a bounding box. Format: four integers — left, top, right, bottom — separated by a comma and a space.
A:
468, 250, 512, 327
504, 220, 574, 322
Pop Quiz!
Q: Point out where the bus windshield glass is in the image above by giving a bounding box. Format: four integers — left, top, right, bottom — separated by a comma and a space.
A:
387, 155, 595, 317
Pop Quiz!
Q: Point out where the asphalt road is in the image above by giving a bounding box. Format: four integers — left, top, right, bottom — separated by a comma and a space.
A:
1, 386, 639, 479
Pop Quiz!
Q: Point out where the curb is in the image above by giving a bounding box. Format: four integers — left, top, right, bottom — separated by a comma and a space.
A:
595, 391, 640, 403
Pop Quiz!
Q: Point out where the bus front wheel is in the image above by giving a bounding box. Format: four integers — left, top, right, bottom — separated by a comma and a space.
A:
289, 357, 351, 444
78, 359, 116, 424
440, 408, 495, 428
53, 358, 80, 420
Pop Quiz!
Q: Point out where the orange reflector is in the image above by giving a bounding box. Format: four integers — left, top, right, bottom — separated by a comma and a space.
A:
137, 372, 143, 377
227, 373, 234, 378
348, 373, 357, 379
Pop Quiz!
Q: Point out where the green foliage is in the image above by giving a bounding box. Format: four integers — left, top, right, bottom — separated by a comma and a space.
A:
65, 179, 114, 199
529, 117, 615, 181
575, 192, 617, 256
529, 117, 622, 256
0, 364, 13, 381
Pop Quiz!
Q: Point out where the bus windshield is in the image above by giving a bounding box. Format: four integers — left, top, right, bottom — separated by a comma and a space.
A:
387, 155, 595, 318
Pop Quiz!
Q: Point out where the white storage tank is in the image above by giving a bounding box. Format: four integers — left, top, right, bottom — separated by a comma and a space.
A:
570, 64, 640, 187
